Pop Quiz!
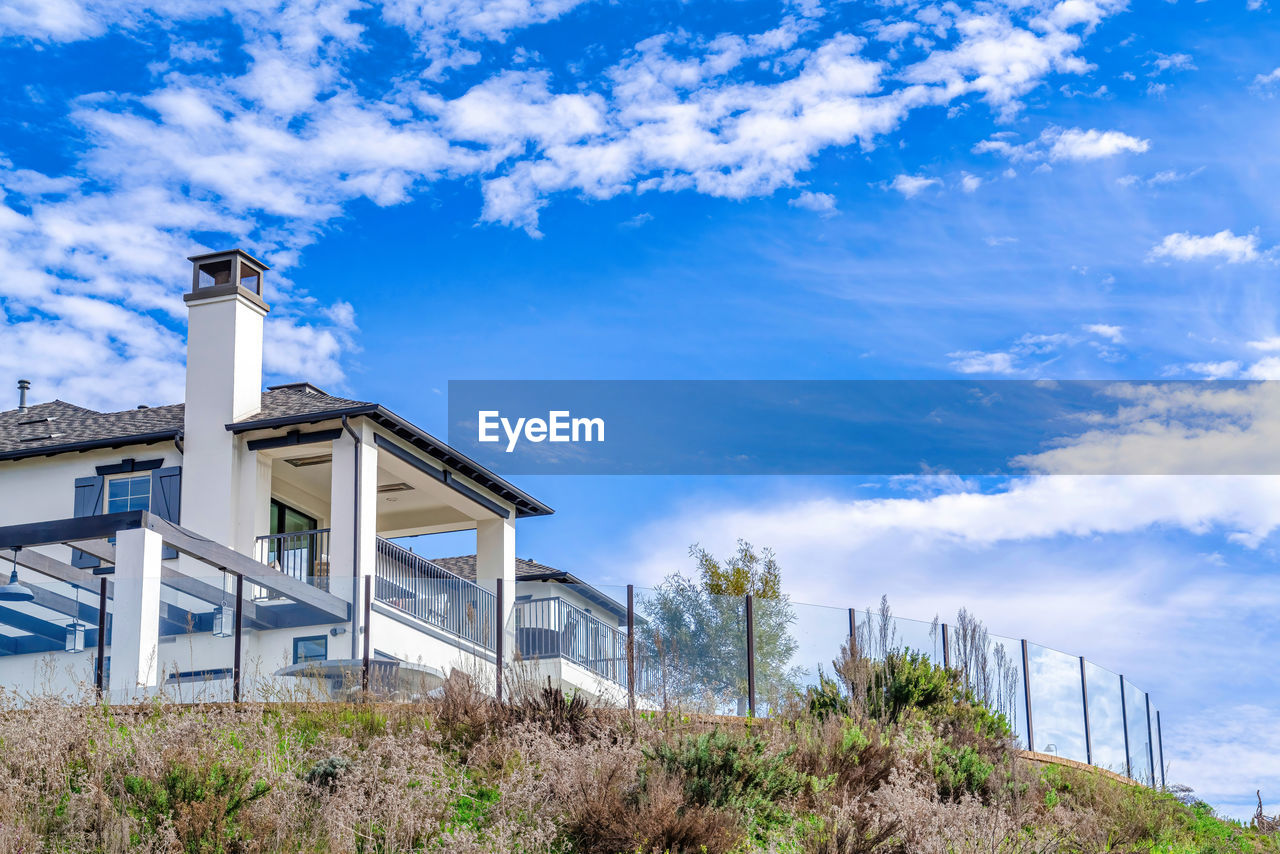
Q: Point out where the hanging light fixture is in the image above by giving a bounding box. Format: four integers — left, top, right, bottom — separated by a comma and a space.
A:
0, 547, 34, 603
65, 621, 85, 653
213, 574, 233, 637
65, 583, 85, 653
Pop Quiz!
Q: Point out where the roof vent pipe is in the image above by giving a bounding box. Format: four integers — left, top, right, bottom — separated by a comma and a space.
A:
17, 380, 30, 414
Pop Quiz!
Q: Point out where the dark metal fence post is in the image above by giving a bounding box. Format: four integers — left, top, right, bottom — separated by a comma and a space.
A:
942, 623, 951, 670
1145, 693, 1156, 788
95, 576, 107, 699
233, 573, 244, 703
1080, 656, 1093, 766
495, 578, 504, 703
1120, 674, 1132, 779
1157, 711, 1166, 789
1021, 639, 1034, 752
626, 584, 635, 713
745, 594, 756, 718
847, 607, 856, 646
362, 574, 372, 696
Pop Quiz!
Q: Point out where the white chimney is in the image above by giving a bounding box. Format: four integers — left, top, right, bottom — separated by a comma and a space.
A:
181, 249, 269, 549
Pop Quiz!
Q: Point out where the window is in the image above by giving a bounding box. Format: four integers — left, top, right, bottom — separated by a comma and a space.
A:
293, 635, 327, 664
270, 499, 317, 536
106, 474, 150, 513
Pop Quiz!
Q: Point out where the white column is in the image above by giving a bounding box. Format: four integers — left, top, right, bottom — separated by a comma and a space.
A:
476, 515, 516, 669
234, 450, 271, 557
329, 421, 378, 658
111, 527, 164, 702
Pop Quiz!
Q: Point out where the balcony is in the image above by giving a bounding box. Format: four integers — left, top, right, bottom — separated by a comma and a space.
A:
514, 597, 628, 687
374, 537, 496, 652
254, 529, 331, 597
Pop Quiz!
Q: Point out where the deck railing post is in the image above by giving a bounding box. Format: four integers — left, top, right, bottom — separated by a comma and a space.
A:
362, 574, 371, 696
745, 594, 756, 718
1145, 693, 1156, 788
1120, 674, 1132, 779
1080, 656, 1093, 766
495, 578, 504, 703
1157, 711, 1166, 789
95, 576, 108, 699
233, 573, 244, 703
1021, 639, 1034, 752
626, 584, 635, 713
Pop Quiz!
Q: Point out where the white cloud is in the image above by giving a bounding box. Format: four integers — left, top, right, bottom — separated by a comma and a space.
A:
960, 172, 982, 192
1048, 127, 1150, 160
1149, 52, 1196, 75
947, 349, 1017, 374
789, 190, 838, 215
976, 125, 1149, 162
1147, 230, 1264, 264
1253, 67, 1280, 91
0, 0, 1135, 397
888, 174, 941, 198
1083, 323, 1125, 343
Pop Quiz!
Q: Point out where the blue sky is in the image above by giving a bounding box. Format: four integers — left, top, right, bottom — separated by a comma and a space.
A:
3, 0, 1280, 818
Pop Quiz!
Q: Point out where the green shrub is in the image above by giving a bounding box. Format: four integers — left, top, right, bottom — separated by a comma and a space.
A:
804, 669, 851, 722
303, 755, 350, 792
648, 728, 811, 834
120, 761, 270, 853
932, 743, 994, 801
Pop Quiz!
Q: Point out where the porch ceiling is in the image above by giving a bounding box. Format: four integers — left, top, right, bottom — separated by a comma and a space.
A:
260, 436, 507, 539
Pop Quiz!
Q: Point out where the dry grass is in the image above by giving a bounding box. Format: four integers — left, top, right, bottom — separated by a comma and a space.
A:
0, 676, 1274, 854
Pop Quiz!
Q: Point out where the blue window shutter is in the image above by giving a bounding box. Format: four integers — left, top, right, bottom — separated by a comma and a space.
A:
72, 476, 104, 568
151, 467, 181, 559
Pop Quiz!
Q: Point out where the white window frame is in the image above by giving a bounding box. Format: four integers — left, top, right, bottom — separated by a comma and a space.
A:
104, 472, 152, 515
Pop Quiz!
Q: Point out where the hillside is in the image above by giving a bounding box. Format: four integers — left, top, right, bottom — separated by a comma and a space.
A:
0, 665, 1274, 854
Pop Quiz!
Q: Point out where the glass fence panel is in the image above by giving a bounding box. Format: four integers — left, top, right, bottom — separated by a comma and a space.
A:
1124, 678, 1155, 785
1027, 644, 1087, 763
754, 594, 823, 717
1084, 660, 1128, 775
632, 584, 748, 715
0, 579, 108, 702
773, 599, 844, 717
158, 571, 230, 704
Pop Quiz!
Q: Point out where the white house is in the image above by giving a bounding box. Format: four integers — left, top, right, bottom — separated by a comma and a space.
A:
0, 249, 632, 705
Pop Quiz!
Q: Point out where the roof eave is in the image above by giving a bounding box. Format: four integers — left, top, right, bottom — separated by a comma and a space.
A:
227, 405, 554, 518
0, 429, 183, 463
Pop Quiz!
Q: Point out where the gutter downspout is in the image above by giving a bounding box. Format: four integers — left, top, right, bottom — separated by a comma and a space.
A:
341, 415, 362, 659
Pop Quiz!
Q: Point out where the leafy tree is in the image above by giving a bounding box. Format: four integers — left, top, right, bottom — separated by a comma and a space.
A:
637, 540, 799, 714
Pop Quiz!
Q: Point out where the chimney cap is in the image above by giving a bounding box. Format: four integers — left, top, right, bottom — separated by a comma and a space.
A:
186, 248, 270, 271
185, 248, 270, 311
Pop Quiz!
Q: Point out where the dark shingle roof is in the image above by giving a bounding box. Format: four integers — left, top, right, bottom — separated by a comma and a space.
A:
0, 385, 367, 461
0, 384, 552, 517
430, 555, 568, 582
0, 400, 186, 457
430, 555, 626, 617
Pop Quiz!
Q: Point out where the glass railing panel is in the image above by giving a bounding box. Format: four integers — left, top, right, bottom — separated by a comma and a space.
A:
0, 578, 108, 702
774, 599, 849, 719
632, 584, 748, 715
1083, 660, 1127, 775
1124, 677, 1155, 785
1026, 644, 1087, 763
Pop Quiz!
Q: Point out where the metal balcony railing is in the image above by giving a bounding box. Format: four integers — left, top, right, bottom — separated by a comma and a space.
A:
254, 529, 331, 598
374, 537, 496, 651
514, 596, 628, 687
